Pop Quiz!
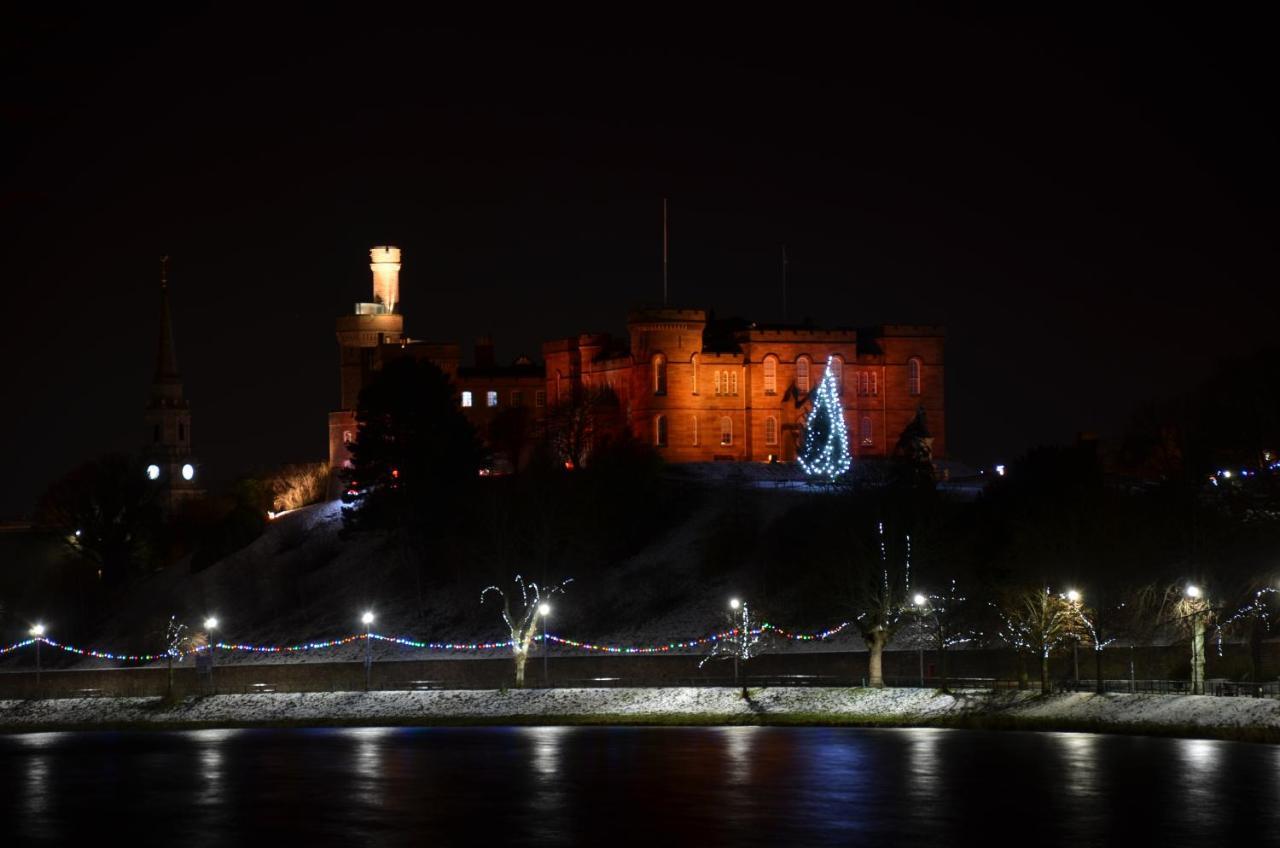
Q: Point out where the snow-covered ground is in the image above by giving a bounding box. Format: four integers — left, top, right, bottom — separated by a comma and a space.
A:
2, 688, 1278, 740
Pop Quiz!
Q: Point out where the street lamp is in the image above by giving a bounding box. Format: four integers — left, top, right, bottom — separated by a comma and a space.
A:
1066, 590, 1082, 686
361, 611, 375, 691
539, 603, 551, 686
29, 624, 45, 689
729, 598, 745, 685
912, 594, 928, 686
1185, 585, 1206, 694
204, 616, 218, 690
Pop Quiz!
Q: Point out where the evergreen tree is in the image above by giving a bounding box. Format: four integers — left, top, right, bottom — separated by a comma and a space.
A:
341, 357, 485, 534
798, 356, 852, 479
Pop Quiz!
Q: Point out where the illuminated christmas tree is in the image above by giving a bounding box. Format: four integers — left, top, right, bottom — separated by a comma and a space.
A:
798, 355, 852, 479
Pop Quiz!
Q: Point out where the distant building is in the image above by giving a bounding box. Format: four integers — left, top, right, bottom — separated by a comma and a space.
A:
144, 259, 203, 509
328, 247, 945, 471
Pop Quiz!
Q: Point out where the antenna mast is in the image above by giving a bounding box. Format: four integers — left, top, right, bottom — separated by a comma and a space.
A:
662, 198, 669, 306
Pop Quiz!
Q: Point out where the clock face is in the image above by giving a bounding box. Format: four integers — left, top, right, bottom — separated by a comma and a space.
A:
146, 464, 161, 480
182, 463, 195, 481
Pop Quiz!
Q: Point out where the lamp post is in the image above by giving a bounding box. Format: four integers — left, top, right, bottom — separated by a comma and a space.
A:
1066, 590, 1081, 688
1186, 585, 1206, 695
29, 624, 45, 690
539, 603, 551, 687
912, 594, 927, 687
362, 611, 375, 692
729, 598, 742, 685
204, 617, 218, 692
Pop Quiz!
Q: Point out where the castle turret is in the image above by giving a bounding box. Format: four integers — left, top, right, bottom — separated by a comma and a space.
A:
370, 245, 401, 312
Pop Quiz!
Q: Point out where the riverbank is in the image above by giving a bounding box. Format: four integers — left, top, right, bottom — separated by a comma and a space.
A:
2, 687, 1278, 742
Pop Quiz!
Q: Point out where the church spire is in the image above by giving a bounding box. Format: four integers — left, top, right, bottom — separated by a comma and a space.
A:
150, 255, 185, 408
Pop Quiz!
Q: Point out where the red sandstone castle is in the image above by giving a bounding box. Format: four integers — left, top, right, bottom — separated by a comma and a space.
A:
328, 247, 945, 472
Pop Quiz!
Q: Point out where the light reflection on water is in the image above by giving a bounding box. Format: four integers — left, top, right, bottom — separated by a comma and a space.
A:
1, 726, 1277, 846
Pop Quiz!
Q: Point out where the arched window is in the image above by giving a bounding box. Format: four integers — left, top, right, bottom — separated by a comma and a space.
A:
714, 370, 722, 396
870, 372, 878, 396
691, 415, 699, 445
828, 355, 843, 391
861, 416, 873, 446
908, 358, 922, 395
796, 356, 811, 392
654, 415, 668, 447
765, 416, 778, 445
857, 372, 868, 395
763, 356, 778, 394
730, 371, 738, 395
690, 354, 699, 395
343, 430, 354, 444
652, 354, 667, 395
720, 416, 733, 446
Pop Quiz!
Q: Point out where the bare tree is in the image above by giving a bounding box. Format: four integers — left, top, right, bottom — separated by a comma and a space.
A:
848, 523, 913, 688
481, 575, 572, 688
993, 586, 1084, 694
699, 600, 769, 686
164, 615, 192, 699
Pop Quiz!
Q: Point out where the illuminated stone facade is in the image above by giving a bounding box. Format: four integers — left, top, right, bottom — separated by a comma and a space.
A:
329, 248, 945, 470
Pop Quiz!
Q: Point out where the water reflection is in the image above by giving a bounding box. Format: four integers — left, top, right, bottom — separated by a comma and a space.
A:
0, 727, 1276, 847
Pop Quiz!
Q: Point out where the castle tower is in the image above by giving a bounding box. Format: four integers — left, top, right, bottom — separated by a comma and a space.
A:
329, 246, 408, 471
144, 257, 201, 507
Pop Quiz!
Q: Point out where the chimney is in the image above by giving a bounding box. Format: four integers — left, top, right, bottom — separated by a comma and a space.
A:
370, 246, 401, 312
475, 335, 495, 368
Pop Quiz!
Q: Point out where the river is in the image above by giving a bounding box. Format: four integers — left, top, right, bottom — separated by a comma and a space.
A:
1, 726, 1276, 846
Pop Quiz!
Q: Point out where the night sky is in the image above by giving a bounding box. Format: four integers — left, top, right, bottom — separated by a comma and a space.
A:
3, 8, 1275, 517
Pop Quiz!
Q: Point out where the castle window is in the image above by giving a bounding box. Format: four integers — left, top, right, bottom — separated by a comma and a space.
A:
908, 358, 922, 395
828, 356, 844, 392
654, 415, 668, 447
691, 415, 699, 446
535, 390, 546, 408
691, 354, 699, 395
857, 372, 868, 395
512, 390, 523, 406
861, 416, 874, 446
461, 391, 473, 407
765, 416, 778, 445
763, 356, 778, 394
796, 356, 811, 392
652, 354, 667, 395
720, 416, 733, 446
870, 372, 878, 396
343, 430, 354, 444
487, 390, 498, 407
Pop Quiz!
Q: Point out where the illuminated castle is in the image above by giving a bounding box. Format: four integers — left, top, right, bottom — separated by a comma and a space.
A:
329, 247, 945, 471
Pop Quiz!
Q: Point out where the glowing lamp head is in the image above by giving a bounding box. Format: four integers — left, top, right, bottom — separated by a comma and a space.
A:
1185, 585, 1202, 600
995, 464, 1006, 477
729, 598, 741, 610
361, 611, 375, 626
30, 623, 45, 638
204, 617, 218, 631
1066, 590, 1081, 603
181, 463, 195, 481
146, 464, 161, 480
913, 594, 927, 607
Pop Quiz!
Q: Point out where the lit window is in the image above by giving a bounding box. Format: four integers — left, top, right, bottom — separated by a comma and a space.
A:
512, 390, 523, 406
461, 391, 473, 407
720, 416, 733, 446
535, 390, 546, 408
861, 416, 873, 446
829, 356, 843, 391
714, 370, 722, 396
858, 373, 869, 395
691, 416, 699, 446
343, 430, 354, 444
796, 357, 810, 392
908, 358, 922, 395
729, 371, 738, 396
653, 355, 667, 395
763, 356, 777, 394
870, 372, 878, 396
690, 354, 699, 395
765, 416, 778, 445
487, 391, 498, 407
654, 415, 668, 447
